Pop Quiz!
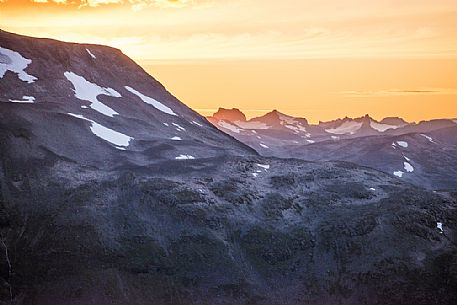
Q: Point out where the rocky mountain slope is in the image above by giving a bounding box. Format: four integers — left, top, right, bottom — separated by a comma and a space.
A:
1, 30, 456, 305
208, 108, 457, 189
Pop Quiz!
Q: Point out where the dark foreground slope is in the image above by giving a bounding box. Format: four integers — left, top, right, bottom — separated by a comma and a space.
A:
1, 31, 457, 305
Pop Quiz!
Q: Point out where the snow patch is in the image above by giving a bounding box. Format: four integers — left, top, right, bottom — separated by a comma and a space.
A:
369, 187, 376, 191
218, 121, 241, 133
163, 123, 169, 127
125, 86, 177, 116
325, 121, 362, 135
437, 222, 443, 233
8, 96, 35, 103
191, 120, 203, 127
420, 134, 434, 143
331, 136, 340, 140
256, 164, 270, 170
283, 123, 307, 133
259, 143, 269, 148
235, 120, 270, 129
67, 113, 133, 147
403, 162, 414, 172
86, 48, 96, 59
396, 141, 408, 148
64, 71, 121, 117
175, 154, 195, 160
370, 120, 399, 132
171, 136, 182, 141
393, 171, 404, 178
172, 123, 186, 131
403, 155, 411, 162
252, 173, 258, 177
306, 139, 315, 144
0, 47, 37, 83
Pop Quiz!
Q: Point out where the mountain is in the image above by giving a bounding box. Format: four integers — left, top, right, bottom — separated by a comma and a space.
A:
0, 30, 254, 167
210, 107, 247, 122
288, 128, 457, 190
1, 30, 457, 305
208, 109, 457, 189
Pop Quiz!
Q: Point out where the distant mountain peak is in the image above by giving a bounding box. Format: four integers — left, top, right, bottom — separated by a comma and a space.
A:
210, 107, 246, 122
380, 117, 409, 125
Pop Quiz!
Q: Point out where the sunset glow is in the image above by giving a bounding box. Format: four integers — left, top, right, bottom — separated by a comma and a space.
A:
1, 0, 456, 122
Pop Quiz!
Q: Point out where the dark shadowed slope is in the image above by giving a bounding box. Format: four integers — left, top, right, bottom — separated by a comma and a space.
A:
1, 31, 457, 305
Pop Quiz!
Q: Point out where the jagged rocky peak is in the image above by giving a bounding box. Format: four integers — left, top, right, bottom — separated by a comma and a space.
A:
210, 107, 247, 122
253, 109, 309, 126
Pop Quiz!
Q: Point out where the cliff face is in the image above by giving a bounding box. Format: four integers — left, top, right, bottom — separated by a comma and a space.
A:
0, 31, 456, 305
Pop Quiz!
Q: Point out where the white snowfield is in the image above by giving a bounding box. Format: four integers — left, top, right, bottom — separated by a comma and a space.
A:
175, 154, 195, 160
218, 121, 241, 133
234, 120, 270, 129
403, 162, 414, 172
325, 121, 362, 135
67, 113, 133, 147
171, 136, 182, 141
393, 171, 404, 178
370, 120, 399, 132
0, 47, 38, 83
8, 96, 35, 103
65, 71, 121, 117
86, 48, 96, 59
124, 86, 177, 116
420, 134, 434, 143
396, 141, 408, 148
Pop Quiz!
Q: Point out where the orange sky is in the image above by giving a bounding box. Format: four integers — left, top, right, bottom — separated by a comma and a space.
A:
1, 0, 457, 122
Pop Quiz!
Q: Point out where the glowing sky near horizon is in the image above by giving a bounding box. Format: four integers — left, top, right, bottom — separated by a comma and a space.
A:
1, 0, 456, 122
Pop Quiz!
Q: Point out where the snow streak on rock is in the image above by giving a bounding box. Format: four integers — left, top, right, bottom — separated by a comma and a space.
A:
175, 154, 195, 160
125, 86, 176, 116
67, 113, 132, 147
86, 48, 96, 59
8, 96, 35, 103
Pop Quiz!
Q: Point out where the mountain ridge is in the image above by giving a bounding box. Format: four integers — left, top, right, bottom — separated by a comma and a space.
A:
1, 30, 456, 305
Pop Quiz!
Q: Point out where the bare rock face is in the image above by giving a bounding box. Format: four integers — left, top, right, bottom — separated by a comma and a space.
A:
1, 31, 456, 305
